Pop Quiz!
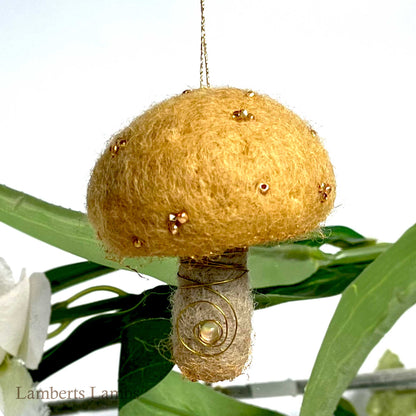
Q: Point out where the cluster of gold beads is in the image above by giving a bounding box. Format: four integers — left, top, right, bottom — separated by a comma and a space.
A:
168, 210, 189, 235
318, 183, 332, 202
232, 109, 255, 122
109, 137, 127, 156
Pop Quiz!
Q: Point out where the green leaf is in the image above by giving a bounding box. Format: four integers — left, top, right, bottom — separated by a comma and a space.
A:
0, 184, 178, 285
119, 318, 173, 409
326, 244, 391, 267
121, 371, 287, 416
45, 261, 116, 293
295, 226, 375, 248
254, 244, 390, 308
300, 223, 416, 416
254, 262, 371, 308
248, 245, 329, 287
334, 398, 358, 416
31, 285, 172, 382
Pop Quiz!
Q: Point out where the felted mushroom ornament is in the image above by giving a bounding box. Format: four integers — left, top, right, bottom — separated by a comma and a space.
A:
87, 87, 335, 382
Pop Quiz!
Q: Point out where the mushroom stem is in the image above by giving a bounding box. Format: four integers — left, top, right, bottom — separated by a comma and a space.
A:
172, 248, 253, 382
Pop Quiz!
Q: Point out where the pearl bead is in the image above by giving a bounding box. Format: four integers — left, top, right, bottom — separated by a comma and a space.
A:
197, 320, 222, 345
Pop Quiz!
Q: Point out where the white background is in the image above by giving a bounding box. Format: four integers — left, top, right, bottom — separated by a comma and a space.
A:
1, 1, 415, 415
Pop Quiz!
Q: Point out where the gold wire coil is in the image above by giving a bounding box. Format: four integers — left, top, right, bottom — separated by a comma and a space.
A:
175, 269, 246, 357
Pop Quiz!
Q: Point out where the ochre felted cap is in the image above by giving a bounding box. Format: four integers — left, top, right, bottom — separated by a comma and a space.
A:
87, 87, 335, 258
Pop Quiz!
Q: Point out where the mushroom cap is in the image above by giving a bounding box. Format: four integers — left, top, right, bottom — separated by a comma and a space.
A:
87, 87, 335, 258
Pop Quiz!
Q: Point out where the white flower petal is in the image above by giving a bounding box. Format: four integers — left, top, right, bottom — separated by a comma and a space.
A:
19, 268, 27, 283
0, 357, 35, 416
0, 258, 15, 296
0, 347, 6, 365
0, 278, 30, 356
17, 273, 51, 370
21, 394, 50, 416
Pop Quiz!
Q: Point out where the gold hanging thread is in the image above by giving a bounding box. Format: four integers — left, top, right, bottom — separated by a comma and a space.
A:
200, 0, 210, 88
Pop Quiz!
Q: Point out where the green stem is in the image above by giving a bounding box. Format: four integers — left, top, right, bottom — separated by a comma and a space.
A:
48, 321, 72, 339
50, 294, 141, 324
61, 285, 128, 307
50, 286, 132, 333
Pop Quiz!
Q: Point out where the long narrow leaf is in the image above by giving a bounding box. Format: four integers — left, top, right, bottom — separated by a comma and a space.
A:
255, 262, 373, 308
248, 244, 329, 287
45, 261, 115, 293
0, 184, 177, 284
295, 226, 375, 248
121, 371, 286, 416
300, 223, 416, 416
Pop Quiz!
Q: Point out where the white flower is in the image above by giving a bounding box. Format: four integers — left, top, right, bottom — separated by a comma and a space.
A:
0, 258, 51, 369
0, 357, 50, 416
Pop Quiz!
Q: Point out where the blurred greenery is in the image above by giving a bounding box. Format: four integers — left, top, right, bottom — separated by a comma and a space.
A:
367, 350, 416, 416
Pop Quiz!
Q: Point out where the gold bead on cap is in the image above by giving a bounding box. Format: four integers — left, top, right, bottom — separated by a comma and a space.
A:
110, 137, 128, 157
318, 183, 332, 202
110, 144, 119, 155
258, 183, 270, 194
176, 210, 189, 224
232, 109, 255, 122
196, 320, 223, 346
168, 210, 189, 235
168, 222, 179, 235
132, 237, 143, 248
246, 90, 255, 98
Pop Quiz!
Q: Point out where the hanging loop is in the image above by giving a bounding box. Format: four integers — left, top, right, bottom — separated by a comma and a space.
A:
200, 0, 210, 88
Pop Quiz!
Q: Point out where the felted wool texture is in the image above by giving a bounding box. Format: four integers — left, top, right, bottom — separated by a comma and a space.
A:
171, 250, 253, 382
87, 87, 336, 259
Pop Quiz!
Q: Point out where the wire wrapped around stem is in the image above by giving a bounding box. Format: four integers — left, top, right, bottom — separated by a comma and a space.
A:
171, 249, 253, 382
